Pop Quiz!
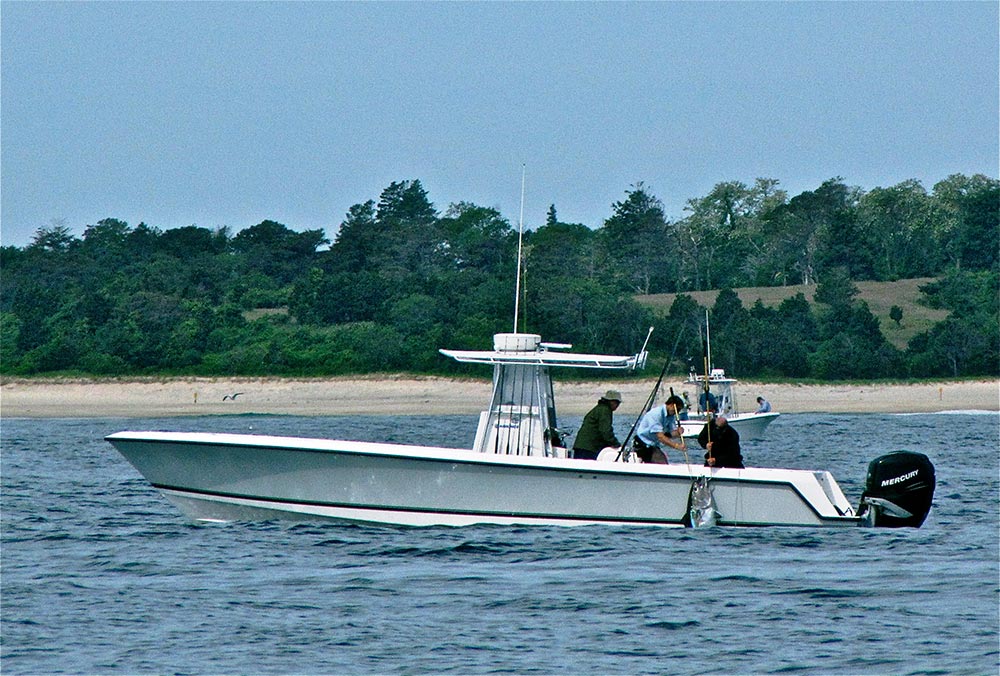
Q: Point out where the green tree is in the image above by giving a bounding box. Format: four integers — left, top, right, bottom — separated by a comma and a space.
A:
374, 180, 444, 289
330, 200, 379, 272
771, 293, 818, 377
907, 314, 999, 377
527, 277, 652, 355
6, 259, 79, 354
932, 174, 1000, 271
743, 300, 780, 377
311, 200, 393, 322
232, 220, 329, 286
546, 204, 558, 226
391, 294, 446, 370
809, 180, 866, 278
677, 180, 785, 290
761, 179, 859, 286
26, 222, 76, 253
813, 266, 859, 309
524, 220, 596, 285
0, 312, 22, 370
811, 282, 902, 379
438, 202, 515, 275
857, 180, 938, 280
158, 225, 227, 258
906, 269, 999, 376
657, 293, 707, 367
890, 305, 903, 326
708, 288, 751, 375
80, 218, 132, 259
600, 183, 672, 294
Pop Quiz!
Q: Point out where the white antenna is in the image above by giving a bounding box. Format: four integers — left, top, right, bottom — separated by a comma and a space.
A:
513, 164, 526, 333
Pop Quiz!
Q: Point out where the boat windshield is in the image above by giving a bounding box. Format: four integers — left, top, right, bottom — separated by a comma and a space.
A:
689, 373, 740, 416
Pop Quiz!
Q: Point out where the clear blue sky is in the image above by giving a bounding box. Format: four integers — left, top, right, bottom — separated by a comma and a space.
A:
2, 1, 997, 247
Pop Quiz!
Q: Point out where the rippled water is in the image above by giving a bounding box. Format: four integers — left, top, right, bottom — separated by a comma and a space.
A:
2, 412, 997, 675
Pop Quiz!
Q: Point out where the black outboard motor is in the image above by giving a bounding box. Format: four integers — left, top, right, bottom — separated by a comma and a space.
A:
859, 451, 935, 528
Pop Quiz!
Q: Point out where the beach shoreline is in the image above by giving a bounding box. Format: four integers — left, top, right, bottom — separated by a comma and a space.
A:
1, 376, 996, 418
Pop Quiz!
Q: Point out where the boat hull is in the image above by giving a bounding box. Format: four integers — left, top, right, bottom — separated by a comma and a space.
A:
681, 411, 779, 441
106, 431, 859, 528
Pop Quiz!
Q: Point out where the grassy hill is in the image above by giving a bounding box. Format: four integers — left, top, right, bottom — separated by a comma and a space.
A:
635, 278, 950, 350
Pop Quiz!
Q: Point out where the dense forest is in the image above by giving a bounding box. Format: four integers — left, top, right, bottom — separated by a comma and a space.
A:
1, 174, 997, 380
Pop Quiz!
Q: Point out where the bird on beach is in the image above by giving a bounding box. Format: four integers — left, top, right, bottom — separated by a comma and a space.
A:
222, 392, 245, 401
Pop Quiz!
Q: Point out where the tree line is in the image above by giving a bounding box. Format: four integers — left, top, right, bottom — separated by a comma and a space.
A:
1, 174, 997, 380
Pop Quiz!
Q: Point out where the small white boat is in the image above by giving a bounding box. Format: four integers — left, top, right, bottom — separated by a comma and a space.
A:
679, 368, 779, 442
107, 333, 935, 529
677, 312, 778, 442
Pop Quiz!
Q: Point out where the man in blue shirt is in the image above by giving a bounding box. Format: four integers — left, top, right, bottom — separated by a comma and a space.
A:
698, 390, 718, 415
634, 394, 686, 464
755, 396, 772, 413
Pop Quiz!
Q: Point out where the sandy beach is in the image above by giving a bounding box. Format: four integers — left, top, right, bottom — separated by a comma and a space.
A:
1, 376, 996, 418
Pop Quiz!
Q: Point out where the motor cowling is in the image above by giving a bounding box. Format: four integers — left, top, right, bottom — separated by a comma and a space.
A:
859, 451, 935, 528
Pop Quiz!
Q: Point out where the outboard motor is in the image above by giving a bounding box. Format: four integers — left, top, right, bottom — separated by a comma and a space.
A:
859, 451, 935, 528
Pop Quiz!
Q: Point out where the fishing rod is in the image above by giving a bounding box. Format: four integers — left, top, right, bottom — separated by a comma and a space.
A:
617, 325, 686, 461
690, 320, 720, 526
701, 319, 714, 465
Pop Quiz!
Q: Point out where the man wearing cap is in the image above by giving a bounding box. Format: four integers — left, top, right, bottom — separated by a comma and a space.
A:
697, 414, 744, 468
572, 390, 623, 460
634, 395, 687, 464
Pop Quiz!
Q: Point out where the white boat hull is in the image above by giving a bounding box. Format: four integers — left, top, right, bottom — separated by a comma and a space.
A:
681, 411, 779, 441
106, 431, 861, 528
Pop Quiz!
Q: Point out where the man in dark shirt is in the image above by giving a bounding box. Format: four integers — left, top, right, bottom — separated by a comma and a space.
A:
697, 414, 744, 468
572, 390, 622, 460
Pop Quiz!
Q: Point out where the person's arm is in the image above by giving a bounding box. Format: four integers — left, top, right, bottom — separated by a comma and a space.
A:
702, 423, 717, 464
656, 428, 685, 450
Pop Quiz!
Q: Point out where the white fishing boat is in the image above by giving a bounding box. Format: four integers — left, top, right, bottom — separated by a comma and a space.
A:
679, 367, 779, 442
107, 332, 935, 529
677, 312, 779, 442
106, 187, 933, 529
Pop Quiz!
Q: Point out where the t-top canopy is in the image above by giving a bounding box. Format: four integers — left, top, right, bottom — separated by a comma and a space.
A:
440, 333, 646, 370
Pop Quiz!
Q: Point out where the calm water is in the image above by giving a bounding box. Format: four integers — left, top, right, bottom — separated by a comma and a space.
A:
2, 412, 998, 675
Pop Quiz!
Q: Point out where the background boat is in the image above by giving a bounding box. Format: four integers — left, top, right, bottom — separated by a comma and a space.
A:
679, 368, 780, 441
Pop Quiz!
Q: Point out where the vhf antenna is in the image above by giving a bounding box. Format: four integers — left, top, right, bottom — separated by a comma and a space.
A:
513, 164, 526, 333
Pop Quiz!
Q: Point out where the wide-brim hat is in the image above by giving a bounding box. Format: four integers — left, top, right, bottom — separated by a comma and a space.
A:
603, 389, 622, 402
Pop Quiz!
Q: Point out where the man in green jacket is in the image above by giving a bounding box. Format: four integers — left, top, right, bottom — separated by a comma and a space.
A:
571, 390, 622, 460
